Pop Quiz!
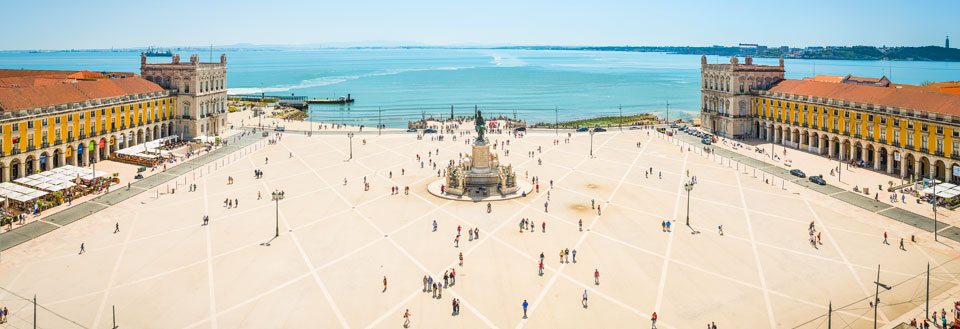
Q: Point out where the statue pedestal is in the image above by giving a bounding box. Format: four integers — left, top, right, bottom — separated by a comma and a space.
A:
472, 143, 491, 169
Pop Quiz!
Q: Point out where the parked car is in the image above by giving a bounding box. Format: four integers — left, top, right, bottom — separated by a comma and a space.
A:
406, 128, 418, 132
701, 138, 711, 145
514, 127, 526, 132
593, 127, 607, 132
576, 127, 589, 132
424, 128, 437, 134
629, 126, 641, 130
790, 169, 806, 178
274, 126, 285, 132
809, 175, 826, 185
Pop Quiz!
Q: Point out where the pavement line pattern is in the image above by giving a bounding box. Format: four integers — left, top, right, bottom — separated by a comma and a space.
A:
735, 171, 778, 328
202, 173, 219, 329
671, 132, 960, 242
654, 146, 689, 312
0, 131, 265, 252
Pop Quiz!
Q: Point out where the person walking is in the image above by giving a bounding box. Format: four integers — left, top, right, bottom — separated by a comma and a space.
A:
883, 231, 889, 245
403, 309, 411, 328
572, 249, 577, 263
79, 242, 85, 255
717, 225, 723, 236
538, 261, 544, 276
900, 237, 906, 251
433, 220, 438, 232
114, 222, 120, 234
459, 252, 464, 266
594, 269, 600, 285
651, 312, 658, 328
582, 289, 589, 308
383, 276, 388, 292
522, 300, 529, 319
579, 218, 583, 232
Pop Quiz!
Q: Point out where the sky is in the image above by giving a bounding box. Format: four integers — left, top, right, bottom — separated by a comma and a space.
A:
1, 0, 956, 50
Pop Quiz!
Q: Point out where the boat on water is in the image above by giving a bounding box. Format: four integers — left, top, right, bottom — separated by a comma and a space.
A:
144, 47, 172, 57
306, 94, 354, 104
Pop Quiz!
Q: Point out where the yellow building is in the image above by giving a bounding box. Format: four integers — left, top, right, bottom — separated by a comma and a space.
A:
0, 69, 175, 181
750, 75, 960, 182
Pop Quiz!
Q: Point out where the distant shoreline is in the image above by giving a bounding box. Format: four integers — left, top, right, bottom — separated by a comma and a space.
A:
5, 45, 960, 63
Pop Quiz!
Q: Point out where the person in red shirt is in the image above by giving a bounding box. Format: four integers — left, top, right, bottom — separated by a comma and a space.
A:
594, 269, 600, 285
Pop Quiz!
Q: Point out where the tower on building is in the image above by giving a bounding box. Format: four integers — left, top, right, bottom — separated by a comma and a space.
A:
947, 36, 951, 49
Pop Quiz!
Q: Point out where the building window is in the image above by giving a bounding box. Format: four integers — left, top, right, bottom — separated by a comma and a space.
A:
922, 135, 928, 150
27, 121, 34, 129
937, 137, 944, 153
922, 124, 928, 132
880, 128, 886, 141
937, 126, 944, 135
894, 130, 900, 144
953, 140, 959, 155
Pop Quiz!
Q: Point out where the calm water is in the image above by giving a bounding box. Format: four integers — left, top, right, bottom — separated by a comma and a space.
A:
1, 49, 958, 127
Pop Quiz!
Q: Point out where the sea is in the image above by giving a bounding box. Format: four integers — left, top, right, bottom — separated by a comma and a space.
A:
1, 48, 958, 127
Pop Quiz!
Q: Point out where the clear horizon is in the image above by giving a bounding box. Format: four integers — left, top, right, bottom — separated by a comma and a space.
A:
2, 0, 955, 51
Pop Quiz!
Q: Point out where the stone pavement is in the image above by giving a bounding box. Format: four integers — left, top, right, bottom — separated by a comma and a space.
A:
671, 131, 959, 243
0, 131, 264, 252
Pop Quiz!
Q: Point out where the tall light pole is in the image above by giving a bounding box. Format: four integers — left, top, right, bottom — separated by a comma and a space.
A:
873, 264, 890, 329
933, 183, 938, 241
272, 190, 284, 239
589, 129, 595, 158
684, 178, 695, 226
555, 107, 559, 135
347, 132, 355, 161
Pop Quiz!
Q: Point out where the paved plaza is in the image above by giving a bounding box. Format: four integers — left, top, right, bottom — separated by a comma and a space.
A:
2, 119, 960, 328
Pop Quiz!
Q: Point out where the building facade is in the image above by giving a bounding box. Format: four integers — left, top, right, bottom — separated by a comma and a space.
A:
0, 69, 176, 182
141, 53, 228, 139
700, 56, 960, 183
699, 55, 785, 139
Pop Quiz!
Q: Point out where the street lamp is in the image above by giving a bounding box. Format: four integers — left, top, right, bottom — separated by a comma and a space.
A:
684, 178, 696, 226
271, 190, 284, 239
347, 132, 355, 160
589, 129, 595, 158
873, 264, 890, 329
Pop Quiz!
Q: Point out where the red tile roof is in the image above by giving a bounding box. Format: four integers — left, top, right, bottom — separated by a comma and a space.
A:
767, 79, 960, 116
0, 76, 164, 112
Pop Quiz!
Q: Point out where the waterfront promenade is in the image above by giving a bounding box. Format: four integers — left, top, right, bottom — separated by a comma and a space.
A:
0, 116, 958, 328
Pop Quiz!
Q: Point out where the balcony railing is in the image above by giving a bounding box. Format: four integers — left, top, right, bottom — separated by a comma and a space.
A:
920, 147, 929, 153
55, 139, 62, 145
853, 133, 862, 138
952, 153, 960, 160
935, 150, 945, 156
10, 148, 20, 155
41, 142, 49, 148
892, 141, 901, 147
26, 145, 35, 151
879, 138, 886, 144
832, 129, 839, 133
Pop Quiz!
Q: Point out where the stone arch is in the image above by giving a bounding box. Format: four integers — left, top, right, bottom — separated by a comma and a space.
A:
109, 135, 118, 153
935, 159, 947, 181
853, 141, 864, 162
865, 143, 875, 166
904, 153, 916, 178
9, 157, 22, 180
920, 156, 932, 179
39, 151, 50, 172
952, 163, 960, 184
137, 129, 144, 145
53, 148, 63, 168
99, 137, 108, 160
77, 142, 87, 166
24, 154, 36, 175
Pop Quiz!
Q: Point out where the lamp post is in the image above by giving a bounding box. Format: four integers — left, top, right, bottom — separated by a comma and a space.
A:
271, 190, 284, 239
873, 264, 890, 329
347, 132, 354, 161
684, 178, 695, 226
589, 129, 595, 158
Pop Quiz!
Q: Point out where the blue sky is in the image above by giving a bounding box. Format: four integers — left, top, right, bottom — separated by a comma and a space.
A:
1, 0, 955, 50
